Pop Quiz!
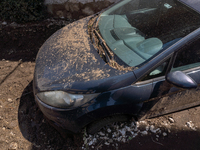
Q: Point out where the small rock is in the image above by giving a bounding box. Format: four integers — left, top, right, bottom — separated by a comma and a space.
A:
107, 128, 111, 133
136, 122, 140, 128
168, 117, 175, 123
10, 22, 17, 27
162, 120, 169, 126
104, 142, 110, 145
156, 135, 159, 138
139, 120, 147, 124
186, 121, 196, 131
163, 132, 167, 136
2, 127, 6, 130
122, 138, 126, 143
119, 129, 126, 136
2, 21, 7, 25
140, 131, 148, 135
10, 131, 15, 136
130, 131, 134, 135
93, 138, 97, 143
8, 98, 13, 102
131, 122, 135, 127
125, 126, 131, 131
99, 131, 105, 136
84, 138, 87, 145
117, 136, 122, 142
146, 125, 150, 131
88, 140, 93, 146
103, 137, 109, 140
7, 121, 18, 129
150, 125, 160, 133
132, 133, 138, 138
9, 142, 18, 149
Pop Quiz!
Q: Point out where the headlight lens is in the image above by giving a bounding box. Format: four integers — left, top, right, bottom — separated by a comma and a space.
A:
37, 91, 99, 108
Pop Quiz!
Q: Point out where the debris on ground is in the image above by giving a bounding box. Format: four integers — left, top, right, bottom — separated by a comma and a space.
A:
186, 121, 197, 131
82, 120, 169, 149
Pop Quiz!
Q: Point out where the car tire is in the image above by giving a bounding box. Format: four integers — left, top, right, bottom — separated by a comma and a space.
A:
87, 115, 131, 135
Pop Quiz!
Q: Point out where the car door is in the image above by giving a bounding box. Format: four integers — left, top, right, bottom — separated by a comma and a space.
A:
139, 35, 200, 119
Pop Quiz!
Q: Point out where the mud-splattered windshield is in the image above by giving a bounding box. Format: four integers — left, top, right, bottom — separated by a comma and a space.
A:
98, 0, 200, 67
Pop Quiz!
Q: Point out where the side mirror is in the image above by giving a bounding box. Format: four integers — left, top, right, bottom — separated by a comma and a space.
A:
166, 71, 197, 89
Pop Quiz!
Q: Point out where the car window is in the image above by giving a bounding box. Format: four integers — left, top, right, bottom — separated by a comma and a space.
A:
98, 0, 200, 68
171, 38, 200, 72
141, 59, 170, 81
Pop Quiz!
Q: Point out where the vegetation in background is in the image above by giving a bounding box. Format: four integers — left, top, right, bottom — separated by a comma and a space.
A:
0, 0, 47, 23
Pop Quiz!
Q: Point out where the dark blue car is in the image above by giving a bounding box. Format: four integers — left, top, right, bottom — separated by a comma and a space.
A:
33, 0, 200, 134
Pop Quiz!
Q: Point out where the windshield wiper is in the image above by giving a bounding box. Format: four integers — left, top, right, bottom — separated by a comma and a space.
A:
93, 29, 111, 63
92, 15, 113, 63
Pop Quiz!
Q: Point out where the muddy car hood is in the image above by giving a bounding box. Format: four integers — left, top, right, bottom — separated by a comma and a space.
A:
34, 17, 136, 94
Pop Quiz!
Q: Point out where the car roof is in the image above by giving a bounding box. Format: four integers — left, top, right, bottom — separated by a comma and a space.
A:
179, 0, 200, 13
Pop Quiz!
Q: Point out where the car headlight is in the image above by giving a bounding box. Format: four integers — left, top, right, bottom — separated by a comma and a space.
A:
37, 91, 99, 108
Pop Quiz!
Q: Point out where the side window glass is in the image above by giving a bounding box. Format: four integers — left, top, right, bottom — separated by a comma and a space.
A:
142, 59, 170, 81
172, 39, 200, 72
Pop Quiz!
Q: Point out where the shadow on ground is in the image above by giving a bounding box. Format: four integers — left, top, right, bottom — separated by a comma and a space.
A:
18, 82, 82, 150
117, 129, 200, 150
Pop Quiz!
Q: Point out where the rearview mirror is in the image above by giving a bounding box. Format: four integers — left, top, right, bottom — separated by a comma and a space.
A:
166, 71, 197, 89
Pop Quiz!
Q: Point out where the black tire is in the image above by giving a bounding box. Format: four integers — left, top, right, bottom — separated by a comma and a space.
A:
87, 115, 130, 135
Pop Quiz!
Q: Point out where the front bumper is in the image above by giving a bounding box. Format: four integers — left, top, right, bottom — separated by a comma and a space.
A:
34, 95, 94, 133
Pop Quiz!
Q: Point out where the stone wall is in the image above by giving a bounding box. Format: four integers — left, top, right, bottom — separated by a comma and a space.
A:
44, 0, 120, 19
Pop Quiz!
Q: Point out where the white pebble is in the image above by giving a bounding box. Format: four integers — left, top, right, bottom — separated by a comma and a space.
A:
8, 98, 13, 102
150, 125, 160, 133
119, 129, 126, 136
186, 121, 196, 131
99, 131, 105, 136
88, 141, 93, 146
141, 131, 148, 135
169, 117, 175, 123
125, 126, 131, 131
9, 142, 18, 149
163, 132, 167, 136
122, 138, 126, 143
107, 128, 111, 133
2, 21, 7, 25
105, 142, 110, 145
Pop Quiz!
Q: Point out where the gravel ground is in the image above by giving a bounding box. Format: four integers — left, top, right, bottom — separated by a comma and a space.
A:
1, 20, 200, 150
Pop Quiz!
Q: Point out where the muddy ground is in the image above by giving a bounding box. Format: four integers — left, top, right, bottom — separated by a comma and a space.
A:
0, 19, 200, 150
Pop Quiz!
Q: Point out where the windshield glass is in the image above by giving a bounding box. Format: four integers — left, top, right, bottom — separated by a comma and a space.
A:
98, 0, 200, 67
